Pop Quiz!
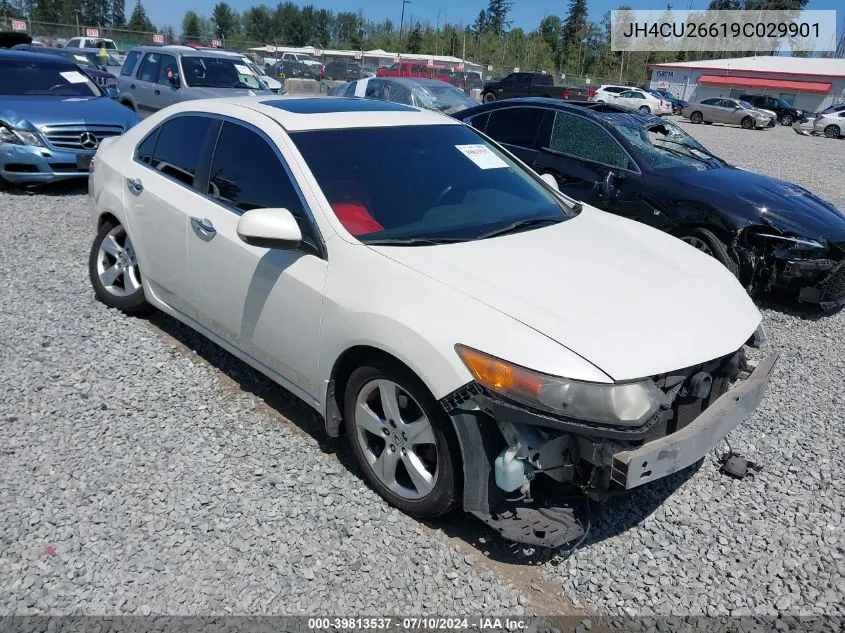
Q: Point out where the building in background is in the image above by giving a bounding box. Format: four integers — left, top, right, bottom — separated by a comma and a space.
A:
649, 56, 845, 113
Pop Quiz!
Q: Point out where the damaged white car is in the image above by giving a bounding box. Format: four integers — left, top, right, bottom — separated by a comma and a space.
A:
87, 96, 777, 547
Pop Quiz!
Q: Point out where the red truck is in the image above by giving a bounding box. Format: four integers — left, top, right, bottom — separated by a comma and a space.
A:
377, 61, 452, 83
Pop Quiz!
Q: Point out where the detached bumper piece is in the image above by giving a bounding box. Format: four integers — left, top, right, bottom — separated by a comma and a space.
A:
784, 259, 845, 311
470, 497, 587, 550
611, 354, 778, 490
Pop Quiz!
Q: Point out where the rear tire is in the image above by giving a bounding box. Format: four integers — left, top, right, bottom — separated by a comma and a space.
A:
344, 360, 461, 519
680, 228, 739, 278
89, 220, 151, 314
639, 105, 651, 114
482, 92, 496, 103
690, 111, 703, 124
824, 124, 841, 139
741, 116, 754, 129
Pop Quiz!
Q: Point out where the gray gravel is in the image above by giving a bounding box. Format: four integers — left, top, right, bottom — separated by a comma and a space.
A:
536, 120, 845, 616
1, 121, 843, 618
0, 188, 530, 615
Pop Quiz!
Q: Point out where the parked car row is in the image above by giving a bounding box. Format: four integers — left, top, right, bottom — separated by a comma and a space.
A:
85, 95, 782, 549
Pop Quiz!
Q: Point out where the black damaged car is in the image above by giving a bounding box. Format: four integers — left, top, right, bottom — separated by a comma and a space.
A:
453, 99, 845, 310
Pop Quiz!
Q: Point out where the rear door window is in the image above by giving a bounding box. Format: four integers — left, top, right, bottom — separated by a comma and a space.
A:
137, 53, 161, 83
485, 107, 544, 147
546, 111, 631, 170
149, 116, 214, 187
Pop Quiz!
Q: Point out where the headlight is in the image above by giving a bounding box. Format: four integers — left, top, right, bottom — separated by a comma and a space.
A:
455, 345, 667, 427
0, 123, 44, 147
756, 233, 826, 252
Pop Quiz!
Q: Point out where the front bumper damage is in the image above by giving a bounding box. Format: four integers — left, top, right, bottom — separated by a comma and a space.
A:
443, 352, 778, 549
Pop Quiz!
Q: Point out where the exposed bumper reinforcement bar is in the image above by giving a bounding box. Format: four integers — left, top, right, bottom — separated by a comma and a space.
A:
611, 353, 778, 490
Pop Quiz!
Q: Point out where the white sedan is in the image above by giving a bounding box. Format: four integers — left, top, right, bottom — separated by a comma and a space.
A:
88, 96, 775, 548
608, 89, 673, 115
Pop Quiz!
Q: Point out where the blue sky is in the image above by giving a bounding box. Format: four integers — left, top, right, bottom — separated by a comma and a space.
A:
144, 0, 843, 40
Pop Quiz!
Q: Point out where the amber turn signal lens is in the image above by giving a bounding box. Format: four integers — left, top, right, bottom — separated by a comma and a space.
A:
455, 345, 542, 396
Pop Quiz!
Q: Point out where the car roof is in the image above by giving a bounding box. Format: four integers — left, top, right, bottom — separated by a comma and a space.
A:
457, 97, 664, 127
0, 49, 75, 66
171, 96, 460, 132
129, 45, 244, 59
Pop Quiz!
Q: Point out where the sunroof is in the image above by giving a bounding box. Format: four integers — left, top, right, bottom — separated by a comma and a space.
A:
261, 98, 417, 114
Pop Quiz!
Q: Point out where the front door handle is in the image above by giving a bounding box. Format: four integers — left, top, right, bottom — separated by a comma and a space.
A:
126, 177, 143, 194
190, 217, 216, 234
130, 83, 136, 89
154, 89, 160, 95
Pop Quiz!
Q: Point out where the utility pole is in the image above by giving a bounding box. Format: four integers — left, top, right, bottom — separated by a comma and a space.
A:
399, 0, 411, 48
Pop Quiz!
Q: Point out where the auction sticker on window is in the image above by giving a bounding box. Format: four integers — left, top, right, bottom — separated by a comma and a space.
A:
60, 71, 89, 84
455, 144, 508, 169
235, 64, 254, 75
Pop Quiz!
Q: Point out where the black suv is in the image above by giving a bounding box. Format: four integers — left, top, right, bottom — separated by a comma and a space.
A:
324, 60, 368, 81
453, 98, 845, 309
738, 94, 804, 126
481, 72, 561, 103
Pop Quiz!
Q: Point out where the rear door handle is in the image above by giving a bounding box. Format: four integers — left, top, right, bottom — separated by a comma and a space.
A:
190, 217, 216, 234
130, 83, 136, 89
126, 177, 143, 194
154, 89, 160, 95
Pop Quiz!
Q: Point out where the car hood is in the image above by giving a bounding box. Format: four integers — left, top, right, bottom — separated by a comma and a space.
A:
370, 206, 761, 381
0, 96, 138, 129
670, 167, 845, 242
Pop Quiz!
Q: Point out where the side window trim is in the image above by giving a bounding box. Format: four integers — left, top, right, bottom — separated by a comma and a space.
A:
204, 116, 327, 259
540, 111, 641, 174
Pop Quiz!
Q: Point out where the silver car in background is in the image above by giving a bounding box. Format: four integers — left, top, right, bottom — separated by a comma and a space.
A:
683, 98, 773, 129
813, 106, 845, 138
329, 77, 477, 114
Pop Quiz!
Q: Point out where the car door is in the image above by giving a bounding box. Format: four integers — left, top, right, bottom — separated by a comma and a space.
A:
482, 106, 545, 165
615, 90, 637, 108
530, 109, 649, 221
132, 52, 162, 115
122, 114, 219, 312
696, 98, 720, 122
151, 53, 179, 110
182, 118, 328, 401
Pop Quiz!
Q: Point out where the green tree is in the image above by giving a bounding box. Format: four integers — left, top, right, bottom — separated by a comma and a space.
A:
32, 0, 61, 23
561, 0, 588, 71
181, 9, 201, 39
211, 2, 238, 39
111, 0, 124, 27
243, 5, 272, 42
484, 0, 512, 37
406, 21, 422, 53
126, 0, 154, 32
314, 8, 332, 48
472, 9, 486, 35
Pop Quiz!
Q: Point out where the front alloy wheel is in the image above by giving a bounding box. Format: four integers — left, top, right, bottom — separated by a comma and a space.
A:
680, 228, 739, 278
780, 115, 793, 126
345, 362, 460, 518
89, 221, 150, 313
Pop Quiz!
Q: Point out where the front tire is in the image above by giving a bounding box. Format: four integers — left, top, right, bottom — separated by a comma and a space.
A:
344, 360, 461, 518
690, 111, 703, 124
680, 228, 739, 278
824, 124, 841, 139
89, 220, 150, 313
482, 92, 496, 104
741, 116, 754, 129
780, 114, 793, 126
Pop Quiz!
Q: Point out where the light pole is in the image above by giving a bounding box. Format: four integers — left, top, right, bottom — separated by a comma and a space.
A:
399, 0, 411, 49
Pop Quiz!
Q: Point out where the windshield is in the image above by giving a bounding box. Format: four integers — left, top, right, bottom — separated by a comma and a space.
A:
93, 40, 117, 50
243, 60, 266, 76
291, 124, 575, 244
0, 60, 101, 96
616, 120, 723, 171
182, 56, 263, 89
412, 84, 476, 113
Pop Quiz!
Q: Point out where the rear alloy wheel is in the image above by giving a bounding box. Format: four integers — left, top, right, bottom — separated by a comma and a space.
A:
639, 105, 651, 114
680, 228, 739, 278
345, 362, 460, 518
780, 114, 793, 126
690, 111, 703, 124
89, 221, 150, 313
824, 124, 841, 139
741, 116, 754, 130
482, 92, 496, 103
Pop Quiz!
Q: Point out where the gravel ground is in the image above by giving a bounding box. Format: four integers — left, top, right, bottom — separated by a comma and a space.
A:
1, 121, 843, 618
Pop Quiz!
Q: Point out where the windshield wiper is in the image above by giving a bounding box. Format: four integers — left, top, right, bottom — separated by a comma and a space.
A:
365, 237, 469, 246
657, 139, 722, 161
477, 216, 564, 240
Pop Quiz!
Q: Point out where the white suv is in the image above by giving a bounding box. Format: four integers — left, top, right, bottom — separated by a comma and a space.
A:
65, 37, 126, 63
591, 84, 638, 102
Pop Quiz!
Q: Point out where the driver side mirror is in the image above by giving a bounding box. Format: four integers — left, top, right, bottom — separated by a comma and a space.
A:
596, 171, 619, 201
104, 86, 119, 99
237, 208, 302, 250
